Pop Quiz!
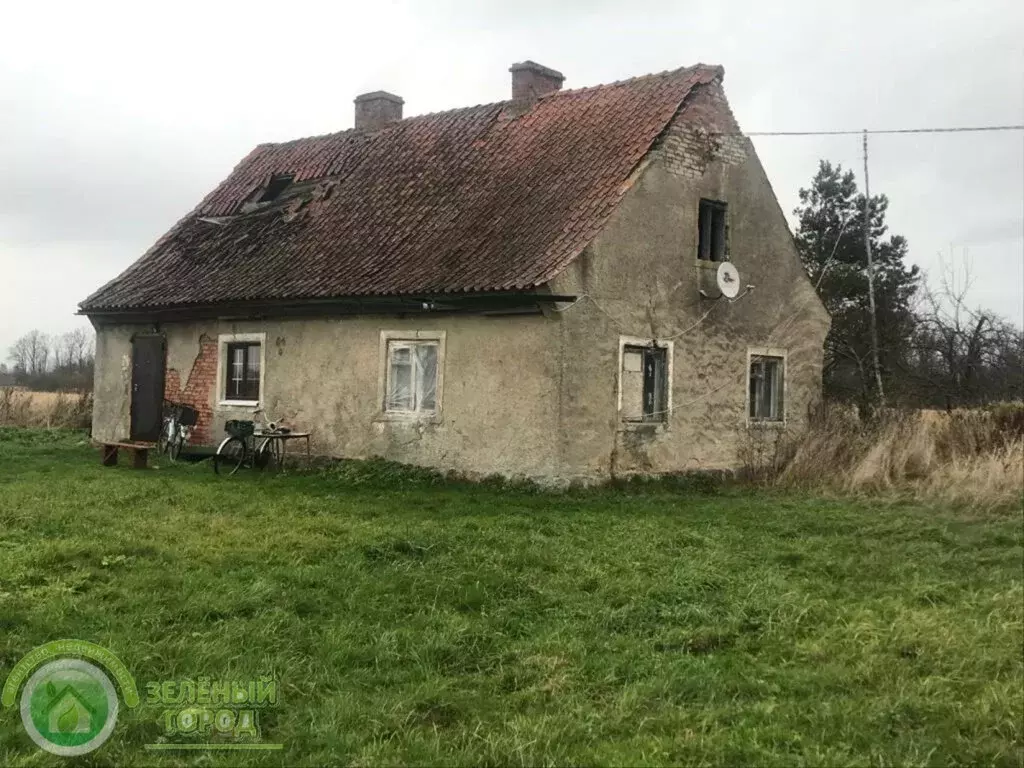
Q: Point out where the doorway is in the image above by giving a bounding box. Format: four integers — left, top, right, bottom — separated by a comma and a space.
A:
130, 334, 165, 442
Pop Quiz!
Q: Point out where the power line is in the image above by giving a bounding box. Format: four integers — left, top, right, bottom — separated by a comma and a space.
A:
714, 124, 1024, 137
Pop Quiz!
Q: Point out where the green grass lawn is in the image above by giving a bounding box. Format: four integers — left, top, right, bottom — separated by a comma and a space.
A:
0, 429, 1021, 766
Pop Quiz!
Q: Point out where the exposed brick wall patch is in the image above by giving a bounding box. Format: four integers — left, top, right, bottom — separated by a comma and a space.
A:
164, 334, 219, 445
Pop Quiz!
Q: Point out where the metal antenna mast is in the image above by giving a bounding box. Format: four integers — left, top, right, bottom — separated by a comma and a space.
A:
862, 129, 886, 407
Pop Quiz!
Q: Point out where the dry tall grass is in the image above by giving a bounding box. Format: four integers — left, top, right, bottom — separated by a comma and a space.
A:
0, 387, 93, 430
743, 404, 1024, 511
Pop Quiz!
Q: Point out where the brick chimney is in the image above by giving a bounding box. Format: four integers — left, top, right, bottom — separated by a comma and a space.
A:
509, 61, 564, 101
354, 91, 404, 131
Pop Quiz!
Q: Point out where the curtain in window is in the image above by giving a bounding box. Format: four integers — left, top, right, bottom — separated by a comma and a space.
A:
749, 357, 783, 420
231, 347, 245, 397
243, 344, 260, 400
386, 341, 438, 413
387, 345, 414, 411
417, 344, 438, 411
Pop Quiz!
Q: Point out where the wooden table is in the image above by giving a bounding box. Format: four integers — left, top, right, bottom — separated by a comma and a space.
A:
256, 431, 311, 470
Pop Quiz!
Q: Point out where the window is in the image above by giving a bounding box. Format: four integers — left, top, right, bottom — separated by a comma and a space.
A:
224, 342, 261, 402
259, 173, 294, 203
621, 344, 668, 423
698, 199, 728, 261
385, 341, 439, 414
749, 355, 784, 422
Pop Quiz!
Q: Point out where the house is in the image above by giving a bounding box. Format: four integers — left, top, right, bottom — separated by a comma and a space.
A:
80, 60, 829, 483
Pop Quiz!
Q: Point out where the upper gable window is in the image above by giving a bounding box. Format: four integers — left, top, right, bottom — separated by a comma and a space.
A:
698, 199, 728, 262
259, 173, 295, 203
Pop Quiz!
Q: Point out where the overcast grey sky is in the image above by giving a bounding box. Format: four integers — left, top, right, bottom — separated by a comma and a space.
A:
1, 0, 1022, 357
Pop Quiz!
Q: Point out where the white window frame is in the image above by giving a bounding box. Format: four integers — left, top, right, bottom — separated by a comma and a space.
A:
746, 346, 787, 426
617, 336, 673, 428
217, 332, 266, 408
378, 330, 446, 421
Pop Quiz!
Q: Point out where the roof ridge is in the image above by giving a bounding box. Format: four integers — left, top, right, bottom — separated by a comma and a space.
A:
543, 62, 723, 99
261, 101, 506, 149
255, 63, 724, 149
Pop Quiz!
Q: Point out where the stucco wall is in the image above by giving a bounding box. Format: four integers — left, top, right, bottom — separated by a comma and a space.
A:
546, 80, 829, 478
91, 314, 563, 480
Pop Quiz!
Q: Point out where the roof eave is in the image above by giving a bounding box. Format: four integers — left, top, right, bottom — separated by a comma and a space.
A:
79, 290, 578, 323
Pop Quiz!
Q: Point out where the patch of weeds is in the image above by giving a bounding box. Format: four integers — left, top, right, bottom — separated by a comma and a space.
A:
477, 473, 543, 494
315, 457, 448, 487
455, 583, 487, 613
776, 551, 806, 568
362, 539, 433, 564
898, 644, 921, 660
101, 554, 136, 568
408, 699, 461, 729
610, 470, 731, 495
654, 631, 737, 655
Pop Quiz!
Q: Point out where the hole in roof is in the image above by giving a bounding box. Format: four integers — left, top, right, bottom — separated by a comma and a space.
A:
259, 173, 295, 203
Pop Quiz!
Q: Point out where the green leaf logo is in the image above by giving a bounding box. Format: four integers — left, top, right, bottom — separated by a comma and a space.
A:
57, 701, 78, 733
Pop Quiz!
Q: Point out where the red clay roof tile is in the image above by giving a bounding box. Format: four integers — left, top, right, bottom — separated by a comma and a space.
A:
81, 64, 724, 311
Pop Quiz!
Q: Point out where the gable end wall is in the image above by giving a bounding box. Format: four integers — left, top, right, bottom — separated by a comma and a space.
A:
546, 80, 829, 478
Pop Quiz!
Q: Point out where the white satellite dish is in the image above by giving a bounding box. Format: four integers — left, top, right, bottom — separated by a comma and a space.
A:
716, 261, 741, 299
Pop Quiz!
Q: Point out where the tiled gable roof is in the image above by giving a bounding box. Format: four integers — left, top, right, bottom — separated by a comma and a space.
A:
81, 64, 724, 312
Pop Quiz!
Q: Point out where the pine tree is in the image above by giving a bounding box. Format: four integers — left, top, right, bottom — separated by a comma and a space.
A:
794, 161, 920, 405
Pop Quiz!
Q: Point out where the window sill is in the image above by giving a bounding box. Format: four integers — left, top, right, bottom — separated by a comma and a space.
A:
376, 410, 443, 425
218, 400, 260, 409
620, 420, 669, 433
695, 259, 726, 269
747, 419, 787, 428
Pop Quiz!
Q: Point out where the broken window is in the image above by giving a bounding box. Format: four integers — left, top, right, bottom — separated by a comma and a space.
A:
225, 342, 261, 402
698, 199, 728, 261
386, 341, 438, 414
621, 344, 668, 423
749, 355, 784, 422
259, 173, 295, 203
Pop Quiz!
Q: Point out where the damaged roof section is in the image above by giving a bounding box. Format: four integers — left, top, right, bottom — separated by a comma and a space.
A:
80, 64, 725, 313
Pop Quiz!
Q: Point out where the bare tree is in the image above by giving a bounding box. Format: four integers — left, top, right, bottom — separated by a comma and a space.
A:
8, 330, 50, 377
57, 328, 92, 370
6, 327, 96, 391
906, 254, 1024, 408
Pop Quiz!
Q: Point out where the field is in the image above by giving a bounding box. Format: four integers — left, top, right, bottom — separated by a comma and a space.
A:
0, 430, 1021, 766
0, 389, 92, 429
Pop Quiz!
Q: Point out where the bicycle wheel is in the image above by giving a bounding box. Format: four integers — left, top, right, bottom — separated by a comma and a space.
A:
255, 437, 282, 472
157, 419, 170, 455
167, 431, 182, 462
213, 436, 246, 475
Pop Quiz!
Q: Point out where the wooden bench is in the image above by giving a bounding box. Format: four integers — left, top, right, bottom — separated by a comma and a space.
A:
98, 442, 152, 469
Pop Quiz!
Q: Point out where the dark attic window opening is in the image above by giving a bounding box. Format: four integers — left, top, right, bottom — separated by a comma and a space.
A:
698, 199, 728, 262
259, 173, 295, 203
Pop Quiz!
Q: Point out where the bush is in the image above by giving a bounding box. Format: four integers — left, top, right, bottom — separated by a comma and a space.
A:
739, 403, 1024, 510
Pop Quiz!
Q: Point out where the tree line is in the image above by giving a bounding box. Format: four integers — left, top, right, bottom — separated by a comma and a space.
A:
794, 160, 1023, 410
3, 328, 95, 392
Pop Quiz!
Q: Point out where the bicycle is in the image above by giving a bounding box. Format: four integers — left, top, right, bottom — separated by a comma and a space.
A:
212, 410, 290, 476
157, 401, 197, 462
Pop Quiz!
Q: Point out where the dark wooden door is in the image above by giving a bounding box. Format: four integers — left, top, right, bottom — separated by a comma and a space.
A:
130, 335, 165, 442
